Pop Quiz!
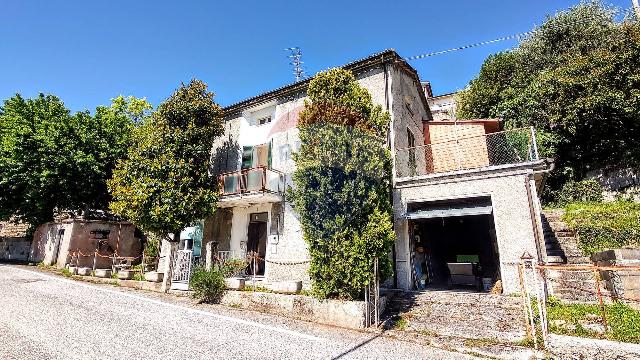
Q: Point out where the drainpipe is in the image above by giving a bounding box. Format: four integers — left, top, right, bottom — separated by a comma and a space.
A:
383, 59, 398, 289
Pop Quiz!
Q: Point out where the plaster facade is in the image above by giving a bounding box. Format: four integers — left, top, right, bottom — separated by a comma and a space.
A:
393, 164, 546, 294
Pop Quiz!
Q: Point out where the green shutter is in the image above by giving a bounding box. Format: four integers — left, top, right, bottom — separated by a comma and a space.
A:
242, 146, 254, 169
268, 140, 273, 168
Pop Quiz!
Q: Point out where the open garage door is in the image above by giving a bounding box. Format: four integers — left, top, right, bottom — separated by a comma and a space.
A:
406, 197, 500, 292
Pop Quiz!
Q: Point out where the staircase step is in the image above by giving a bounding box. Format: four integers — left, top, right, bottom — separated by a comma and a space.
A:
546, 255, 565, 264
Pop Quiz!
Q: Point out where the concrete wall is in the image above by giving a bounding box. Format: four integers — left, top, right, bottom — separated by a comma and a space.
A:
393, 168, 541, 294
30, 220, 141, 269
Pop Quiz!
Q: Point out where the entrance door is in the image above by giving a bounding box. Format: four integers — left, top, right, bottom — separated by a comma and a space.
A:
246, 213, 267, 276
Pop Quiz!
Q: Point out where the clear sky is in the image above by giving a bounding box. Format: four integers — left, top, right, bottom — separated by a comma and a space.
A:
0, 1, 631, 112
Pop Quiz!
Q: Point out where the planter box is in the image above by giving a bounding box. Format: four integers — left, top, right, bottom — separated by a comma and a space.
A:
94, 269, 112, 278
270, 281, 302, 294
225, 277, 245, 290
144, 271, 163, 283
67, 266, 78, 275
117, 270, 134, 280
77, 267, 92, 276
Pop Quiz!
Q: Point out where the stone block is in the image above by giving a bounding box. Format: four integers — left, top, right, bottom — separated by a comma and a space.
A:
117, 270, 134, 280
144, 271, 163, 282
94, 269, 112, 278
270, 281, 302, 294
224, 278, 245, 290
77, 267, 92, 276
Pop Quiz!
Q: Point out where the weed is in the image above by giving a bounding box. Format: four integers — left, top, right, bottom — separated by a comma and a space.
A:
393, 317, 408, 331
60, 268, 73, 277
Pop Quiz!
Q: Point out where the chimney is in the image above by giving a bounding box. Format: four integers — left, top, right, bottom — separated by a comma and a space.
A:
422, 82, 433, 98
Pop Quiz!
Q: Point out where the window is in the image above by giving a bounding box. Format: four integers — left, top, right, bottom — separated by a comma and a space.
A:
257, 116, 271, 125
241, 142, 272, 169
408, 129, 417, 176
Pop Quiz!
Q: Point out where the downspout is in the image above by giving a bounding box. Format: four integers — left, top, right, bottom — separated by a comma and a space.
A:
383, 59, 398, 289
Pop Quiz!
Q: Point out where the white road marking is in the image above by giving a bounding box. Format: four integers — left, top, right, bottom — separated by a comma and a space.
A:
4, 265, 322, 342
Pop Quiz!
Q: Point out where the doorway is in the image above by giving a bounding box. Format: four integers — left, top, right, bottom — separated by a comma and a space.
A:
246, 212, 268, 276
407, 197, 500, 292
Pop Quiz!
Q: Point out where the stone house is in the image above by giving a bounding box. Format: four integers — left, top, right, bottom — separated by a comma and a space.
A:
189, 49, 549, 295
0, 220, 30, 262
30, 218, 142, 269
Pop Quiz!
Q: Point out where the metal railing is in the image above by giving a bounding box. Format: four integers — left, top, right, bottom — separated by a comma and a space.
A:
216, 250, 245, 263
395, 127, 539, 178
218, 166, 285, 197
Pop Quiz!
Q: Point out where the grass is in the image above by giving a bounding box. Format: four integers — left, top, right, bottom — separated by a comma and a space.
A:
463, 337, 502, 348
393, 317, 408, 331
241, 285, 273, 293
547, 297, 640, 343
132, 272, 145, 281
60, 268, 73, 277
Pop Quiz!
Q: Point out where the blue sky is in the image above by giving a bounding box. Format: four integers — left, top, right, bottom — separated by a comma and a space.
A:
0, 1, 631, 112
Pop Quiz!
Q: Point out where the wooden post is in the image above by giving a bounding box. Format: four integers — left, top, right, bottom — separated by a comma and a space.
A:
593, 269, 609, 330
518, 262, 533, 339
161, 241, 177, 293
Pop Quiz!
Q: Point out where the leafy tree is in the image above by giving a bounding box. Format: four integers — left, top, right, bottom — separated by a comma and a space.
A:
290, 68, 395, 300
0, 94, 148, 227
108, 79, 224, 241
457, 1, 640, 192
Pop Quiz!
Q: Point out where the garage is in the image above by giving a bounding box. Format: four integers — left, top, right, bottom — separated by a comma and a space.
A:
407, 196, 501, 291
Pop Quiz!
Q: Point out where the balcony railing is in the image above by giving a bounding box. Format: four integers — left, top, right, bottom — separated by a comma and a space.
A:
218, 166, 285, 197
395, 127, 540, 178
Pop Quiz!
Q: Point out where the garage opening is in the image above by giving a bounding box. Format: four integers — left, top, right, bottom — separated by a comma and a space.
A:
407, 197, 500, 292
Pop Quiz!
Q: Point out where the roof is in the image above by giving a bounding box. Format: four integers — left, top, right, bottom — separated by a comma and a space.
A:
223, 49, 428, 117
427, 92, 456, 100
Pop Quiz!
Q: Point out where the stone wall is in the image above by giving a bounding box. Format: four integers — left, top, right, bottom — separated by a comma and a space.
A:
0, 220, 30, 261
586, 166, 640, 201
592, 248, 640, 309
221, 290, 387, 329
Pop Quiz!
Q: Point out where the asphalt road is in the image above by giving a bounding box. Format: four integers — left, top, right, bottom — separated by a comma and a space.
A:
0, 265, 477, 360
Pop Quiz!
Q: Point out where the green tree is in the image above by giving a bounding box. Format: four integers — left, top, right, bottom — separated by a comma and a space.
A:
108, 79, 224, 243
457, 1, 640, 192
290, 68, 395, 300
0, 94, 147, 227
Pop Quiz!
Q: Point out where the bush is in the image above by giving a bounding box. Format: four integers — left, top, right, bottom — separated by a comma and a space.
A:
556, 179, 603, 205
563, 201, 640, 255
220, 259, 246, 278
189, 267, 225, 303
290, 69, 395, 300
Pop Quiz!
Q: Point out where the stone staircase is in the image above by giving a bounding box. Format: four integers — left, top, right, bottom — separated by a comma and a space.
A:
542, 210, 611, 302
383, 290, 526, 341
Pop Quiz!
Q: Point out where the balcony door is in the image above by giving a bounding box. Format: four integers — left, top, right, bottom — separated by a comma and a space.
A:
246, 212, 268, 276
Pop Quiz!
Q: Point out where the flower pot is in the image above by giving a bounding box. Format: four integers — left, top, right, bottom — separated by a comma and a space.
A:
94, 269, 112, 278
225, 277, 245, 290
270, 281, 302, 294
77, 267, 92, 276
144, 271, 163, 283
67, 266, 78, 275
117, 270, 134, 280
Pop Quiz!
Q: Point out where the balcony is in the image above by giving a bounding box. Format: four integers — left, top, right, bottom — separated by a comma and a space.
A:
395, 127, 541, 179
218, 166, 285, 207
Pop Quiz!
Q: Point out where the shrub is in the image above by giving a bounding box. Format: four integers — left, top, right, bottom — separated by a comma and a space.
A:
189, 266, 225, 303
143, 232, 161, 258
60, 268, 73, 277
220, 259, 246, 278
563, 201, 640, 255
290, 68, 395, 300
557, 179, 603, 205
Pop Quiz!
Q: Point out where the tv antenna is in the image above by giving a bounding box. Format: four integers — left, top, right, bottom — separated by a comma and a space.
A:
284, 47, 306, 82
